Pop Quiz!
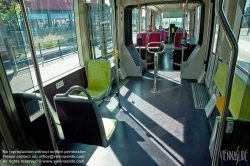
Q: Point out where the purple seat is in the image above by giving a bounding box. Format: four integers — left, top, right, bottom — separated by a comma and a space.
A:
160, 30, 166, 42
174, 29, 188, 50
54, 86, 117, 147
148, 32, 161, 48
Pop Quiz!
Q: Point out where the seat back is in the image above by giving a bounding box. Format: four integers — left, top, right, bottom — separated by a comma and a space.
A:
54, 86, 108, 147
174, 29, 188, 49
87, 59, 111, 90
148, 32, 161, 48
160, 30, 166, 42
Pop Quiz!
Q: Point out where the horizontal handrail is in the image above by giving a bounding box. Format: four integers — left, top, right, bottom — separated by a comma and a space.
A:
146, 42, 166, 54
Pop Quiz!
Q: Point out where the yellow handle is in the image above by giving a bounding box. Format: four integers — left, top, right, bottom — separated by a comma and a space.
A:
216, 95, 225, 114
114, 50, 119, 57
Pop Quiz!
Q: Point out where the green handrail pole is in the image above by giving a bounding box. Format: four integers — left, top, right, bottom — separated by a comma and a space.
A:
19, 1, 62, 165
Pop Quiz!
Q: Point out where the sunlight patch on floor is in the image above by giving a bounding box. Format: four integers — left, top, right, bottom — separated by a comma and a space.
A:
120, 86, 129, 97
122, 107, 184, 165
127, 92, 184, 143
86, 146, 122, 166
106, 98, 118, 111
148, 70, 181, 84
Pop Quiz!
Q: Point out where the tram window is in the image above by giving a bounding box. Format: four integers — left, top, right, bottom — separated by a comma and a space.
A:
87, 0, 114, 59
155, 13, 161, 30
132, 8, 139, 44
131, 8, 150, 44
0, 0, 80, 92
132, 3, 201, 44
141, 9, 146, 32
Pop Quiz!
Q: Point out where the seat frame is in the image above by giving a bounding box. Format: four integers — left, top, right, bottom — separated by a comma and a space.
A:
54, 86, 117, 147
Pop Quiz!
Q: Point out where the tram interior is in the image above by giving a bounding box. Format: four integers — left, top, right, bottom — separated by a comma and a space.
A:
0, 0, 250, 166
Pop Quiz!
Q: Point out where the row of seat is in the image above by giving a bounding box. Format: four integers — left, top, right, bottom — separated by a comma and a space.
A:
135, 32, 162, 48
13, 59, 117, 148
135, 28, 188, 50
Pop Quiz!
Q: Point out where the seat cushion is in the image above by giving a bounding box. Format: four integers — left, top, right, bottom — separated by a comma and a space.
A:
102, 118, 117, 139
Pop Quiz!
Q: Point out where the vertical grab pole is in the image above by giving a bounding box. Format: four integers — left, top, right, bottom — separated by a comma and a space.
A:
137, 1, 142, 73
212, 0, 238, 165
111, 0, 121, 108
151, 53, 160, 93
181, 0, 188, 72
147, 42, 166, 93
19, 1, 61, 165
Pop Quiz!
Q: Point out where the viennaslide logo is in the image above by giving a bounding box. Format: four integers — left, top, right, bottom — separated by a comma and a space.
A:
220, 146, 248, 165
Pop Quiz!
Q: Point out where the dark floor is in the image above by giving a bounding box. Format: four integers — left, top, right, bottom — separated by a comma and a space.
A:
146, 48, 173, 71
58, 76, 212, 166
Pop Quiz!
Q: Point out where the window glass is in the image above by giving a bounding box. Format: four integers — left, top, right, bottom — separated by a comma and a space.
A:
132, 8, 139, 44
0, 0, 36, 92
131, 3, 201, 44
155, 13, 161, 30
1, 0, 80, 92
104, 0, 113, 56
141, 9, 146, 32
162, 10, 196, 38
131, 8, 147, 43
25, 0, 79, 84
87, 1, 113, 59
147, 10, 151, 29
